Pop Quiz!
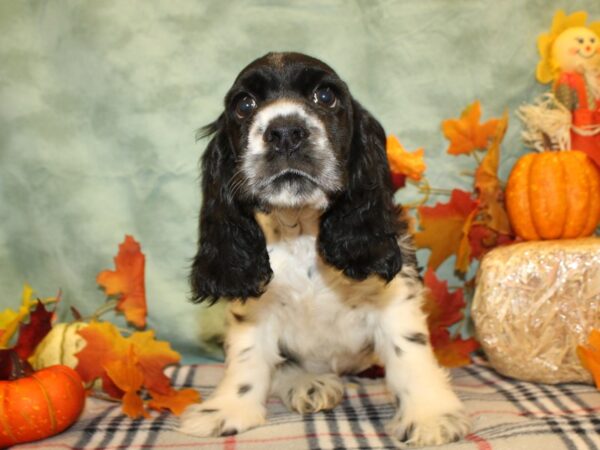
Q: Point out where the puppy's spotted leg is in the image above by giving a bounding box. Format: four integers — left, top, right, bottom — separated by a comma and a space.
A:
376, 276, 470, 446
179, 315, 275, 437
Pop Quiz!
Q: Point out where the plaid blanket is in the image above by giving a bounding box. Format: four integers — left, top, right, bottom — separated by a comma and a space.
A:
11, 357, 600, 450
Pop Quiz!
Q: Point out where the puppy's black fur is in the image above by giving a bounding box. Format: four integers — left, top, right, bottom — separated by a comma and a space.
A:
190, 52, 404, 303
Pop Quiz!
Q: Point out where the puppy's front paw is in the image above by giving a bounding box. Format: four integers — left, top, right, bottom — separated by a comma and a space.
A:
285, 373, 344, 414
179, 397, 266, 437
386, 408, 470, 447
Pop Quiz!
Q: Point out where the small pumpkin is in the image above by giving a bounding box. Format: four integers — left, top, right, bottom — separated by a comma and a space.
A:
0, 358, 86, 447
30, 322, 89, 370
506, 150, 600, 240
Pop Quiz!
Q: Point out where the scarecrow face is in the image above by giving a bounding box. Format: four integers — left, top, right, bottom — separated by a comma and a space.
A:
552, 26, 600, 73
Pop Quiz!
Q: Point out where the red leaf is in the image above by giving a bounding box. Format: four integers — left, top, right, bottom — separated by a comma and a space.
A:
422, 269, 479, 367
423, 268, 466, 330
391, 172, 407, 190
413, 189, 478, 272
468, 225, 516, 260
431, 330, 480, 368
97, 235, 147, 328
14, 301, 53, 360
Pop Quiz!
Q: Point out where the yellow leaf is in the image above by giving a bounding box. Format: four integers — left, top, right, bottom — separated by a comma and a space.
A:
0, 285, 36, 347
104, 346, 149, 419
386, 135, 426, 181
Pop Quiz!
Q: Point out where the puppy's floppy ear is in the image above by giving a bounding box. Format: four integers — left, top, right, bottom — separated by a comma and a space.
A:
190, 115, 272, 303
318, 100, 403, 281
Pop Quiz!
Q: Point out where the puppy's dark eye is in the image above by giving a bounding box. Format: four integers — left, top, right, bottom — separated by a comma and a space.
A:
235, 95, 257, 119
313, 87, 337, 108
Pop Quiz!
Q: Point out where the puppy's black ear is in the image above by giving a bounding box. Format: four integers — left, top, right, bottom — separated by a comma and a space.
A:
318, 101, 403, 281
190, 116, 272, 303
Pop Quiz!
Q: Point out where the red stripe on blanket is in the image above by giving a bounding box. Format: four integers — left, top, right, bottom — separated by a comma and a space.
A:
223, 435, 236, 450
466, 433, 492, 450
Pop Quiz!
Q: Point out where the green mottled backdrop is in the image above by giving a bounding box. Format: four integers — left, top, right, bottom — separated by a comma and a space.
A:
1, 0, 597, 362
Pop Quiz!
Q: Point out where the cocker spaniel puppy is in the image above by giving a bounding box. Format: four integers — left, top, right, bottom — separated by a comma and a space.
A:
180, 52, 470, 446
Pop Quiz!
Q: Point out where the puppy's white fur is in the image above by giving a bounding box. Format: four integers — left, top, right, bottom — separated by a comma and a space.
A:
242, 100, 342, 209
180, 208, 469, 446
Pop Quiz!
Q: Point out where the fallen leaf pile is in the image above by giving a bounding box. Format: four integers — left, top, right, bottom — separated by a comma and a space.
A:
75, 322, 199, 418
0, 235, 200, 419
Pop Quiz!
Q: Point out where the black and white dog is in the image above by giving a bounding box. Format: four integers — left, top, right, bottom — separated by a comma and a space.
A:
180, 52, 469, 446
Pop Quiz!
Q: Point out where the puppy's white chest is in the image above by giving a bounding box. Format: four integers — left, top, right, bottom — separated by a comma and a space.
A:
255, 209, 380, 373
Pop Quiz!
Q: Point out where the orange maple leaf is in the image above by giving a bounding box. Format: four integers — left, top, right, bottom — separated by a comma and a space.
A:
97, 235, 147, 328
129, 330, 180, 395
148, 388, 201, 416
577, 329, 600, 389
75, 321, 131, 397
423, 269, 479, 367
413, 189, 478, 272
104, 345, 149, 419
474, 111, 512, 235
75, 321, 186, 417
431, 330, 480, 368
442, 101, 500, 155
386, 135, 426, 181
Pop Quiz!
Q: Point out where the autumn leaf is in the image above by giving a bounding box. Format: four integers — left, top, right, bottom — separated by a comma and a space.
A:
474, 110, 512, 234
75, 321, 185, 417
468, 225, 515, 260
431, 330, 480, 368
13, 301, 53, 360
386, 135, 426, 181
104, 345, 149, 419
148, 388, 200, 416
442, 101, 500, 155
0, 285, 37, 347
75, 321, 131, 398
577, 329, 600, 389
423, 268, 467, 330
129, 330, 180, 395
390, 173, 407, 191
414, 189, 478, 272
97, 235, 147, 328
422, 269, 479, 367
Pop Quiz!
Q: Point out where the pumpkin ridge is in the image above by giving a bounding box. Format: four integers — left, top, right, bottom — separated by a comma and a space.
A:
31, 374, 57, 434
531, 152, 568, 239
560, 152, 589, 238
506, 154, 540, 240
581, 162, 600, 235
0, 384, 17, 445
527, 153, 546, 239
59, 323, 69, 365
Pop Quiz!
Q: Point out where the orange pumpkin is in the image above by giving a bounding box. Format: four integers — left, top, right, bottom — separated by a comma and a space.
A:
506, 150, 600, 240
0, 365, 86, 447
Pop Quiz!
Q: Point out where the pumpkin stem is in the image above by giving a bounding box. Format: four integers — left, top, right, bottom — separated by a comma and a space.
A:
83, 299, 119, 322
0, 349, 34, 381
541, 132, 553, 151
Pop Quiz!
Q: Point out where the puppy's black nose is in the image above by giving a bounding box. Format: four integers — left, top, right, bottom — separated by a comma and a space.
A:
264, 123, 309, 154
